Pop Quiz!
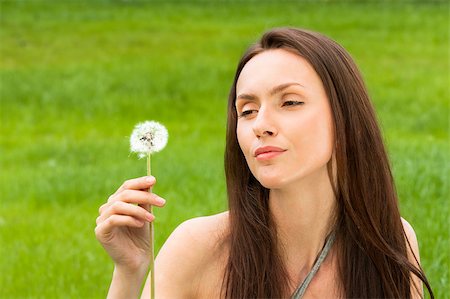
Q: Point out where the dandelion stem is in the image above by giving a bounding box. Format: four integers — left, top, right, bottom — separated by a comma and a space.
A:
147, 153, 155, 299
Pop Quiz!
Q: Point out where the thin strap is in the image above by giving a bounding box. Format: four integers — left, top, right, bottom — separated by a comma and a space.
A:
290, 232, 336, 299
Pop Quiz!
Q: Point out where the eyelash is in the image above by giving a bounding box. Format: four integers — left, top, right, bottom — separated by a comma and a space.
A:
282, 100, 304, 107
238, 100, 304, 118
238, 110, 257, 118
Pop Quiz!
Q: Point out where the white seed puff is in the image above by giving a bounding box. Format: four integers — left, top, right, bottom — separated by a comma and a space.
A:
130, 121, 168, 158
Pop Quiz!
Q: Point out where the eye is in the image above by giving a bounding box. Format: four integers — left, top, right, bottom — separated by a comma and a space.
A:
239, 109, 258, 118
237, 101, 259, 118
282, 100, 304, 107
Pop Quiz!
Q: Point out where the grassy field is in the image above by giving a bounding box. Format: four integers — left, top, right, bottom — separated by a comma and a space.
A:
0, 1, 448, 298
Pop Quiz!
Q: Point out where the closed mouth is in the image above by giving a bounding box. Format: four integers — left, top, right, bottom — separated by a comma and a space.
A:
254, 146, 286, 159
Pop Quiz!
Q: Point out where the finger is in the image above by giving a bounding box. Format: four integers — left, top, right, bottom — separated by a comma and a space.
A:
99, 190, 165, 215
97, 201, 155, 224
99, 202, 108, 214
111, 189, 166, 207
114, 176, 157, 195
95, 215, 146, 241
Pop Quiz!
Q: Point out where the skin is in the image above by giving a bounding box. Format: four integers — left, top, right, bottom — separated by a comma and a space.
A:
95, 49, 423, 298
235, 50, 339, 291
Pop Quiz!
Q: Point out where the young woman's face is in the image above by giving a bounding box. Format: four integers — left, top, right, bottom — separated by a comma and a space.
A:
235, 49, 334, 189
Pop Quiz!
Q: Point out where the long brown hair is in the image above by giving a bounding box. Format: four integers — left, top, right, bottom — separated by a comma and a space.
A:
223, 28, 433, 298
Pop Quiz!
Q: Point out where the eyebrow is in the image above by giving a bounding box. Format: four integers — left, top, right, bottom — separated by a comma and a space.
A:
236, 82, 304, 102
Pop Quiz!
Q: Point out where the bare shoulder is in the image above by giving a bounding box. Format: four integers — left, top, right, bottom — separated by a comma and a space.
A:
142, 211, 229, 298
178, 211, 230, 247
170, 211, 229, 257
401, 217, 420, 261
401, 217, 423, 298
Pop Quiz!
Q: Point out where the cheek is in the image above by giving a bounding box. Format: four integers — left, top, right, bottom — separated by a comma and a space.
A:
297, 107, 334, 161
236, 125, 251, 155
236, 125, 258, 173
317, 113, 334, 160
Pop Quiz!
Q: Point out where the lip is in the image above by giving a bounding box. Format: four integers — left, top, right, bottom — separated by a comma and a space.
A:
254, 146, 286, 160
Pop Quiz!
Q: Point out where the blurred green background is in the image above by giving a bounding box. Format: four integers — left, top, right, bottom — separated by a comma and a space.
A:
0, 1, 448, 298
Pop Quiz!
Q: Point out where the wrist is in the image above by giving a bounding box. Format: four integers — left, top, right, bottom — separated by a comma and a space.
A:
107, 265, 149, 299
114, 263, 149, 281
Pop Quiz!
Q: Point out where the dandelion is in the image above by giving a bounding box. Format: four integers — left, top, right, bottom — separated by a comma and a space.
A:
130, 120, 168, 158
130, 120, 168, 299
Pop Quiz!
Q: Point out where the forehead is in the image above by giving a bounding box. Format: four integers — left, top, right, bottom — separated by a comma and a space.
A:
236, 49, 320, 94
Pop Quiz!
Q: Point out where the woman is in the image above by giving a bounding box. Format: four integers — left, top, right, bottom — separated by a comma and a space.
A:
95, 28, 434, 298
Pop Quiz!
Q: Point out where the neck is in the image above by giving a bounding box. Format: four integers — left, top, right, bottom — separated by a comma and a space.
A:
269, 169, 336, 279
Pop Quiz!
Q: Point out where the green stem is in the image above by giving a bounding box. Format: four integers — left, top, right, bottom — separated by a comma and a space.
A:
147, 153, 155, 299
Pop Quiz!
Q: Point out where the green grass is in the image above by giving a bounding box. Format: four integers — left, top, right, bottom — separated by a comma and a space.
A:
0, 1, 448, 298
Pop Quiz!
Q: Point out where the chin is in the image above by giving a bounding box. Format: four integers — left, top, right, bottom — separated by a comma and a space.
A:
254, 168, 316, 190
256, 176, 285, 189
251, 168, 294, 189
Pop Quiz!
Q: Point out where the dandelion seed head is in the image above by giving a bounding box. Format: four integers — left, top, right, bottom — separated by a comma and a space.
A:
130, 121, 168, 158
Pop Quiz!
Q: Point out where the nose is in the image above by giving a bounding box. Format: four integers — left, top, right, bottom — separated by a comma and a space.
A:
252, 107, 277, 138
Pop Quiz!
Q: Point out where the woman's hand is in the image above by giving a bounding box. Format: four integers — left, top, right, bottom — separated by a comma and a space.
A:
95, 176, 166, 274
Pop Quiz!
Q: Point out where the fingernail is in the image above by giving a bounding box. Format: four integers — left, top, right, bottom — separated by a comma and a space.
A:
157, 197, 166, 205
146, 176, 155, 183
146, 213, 154, 221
